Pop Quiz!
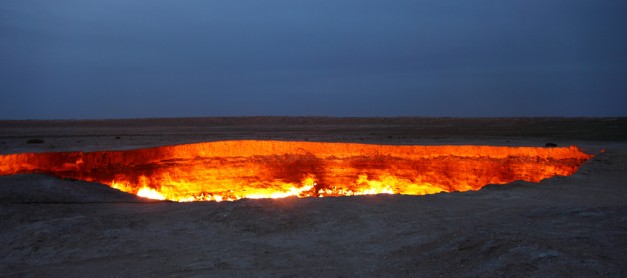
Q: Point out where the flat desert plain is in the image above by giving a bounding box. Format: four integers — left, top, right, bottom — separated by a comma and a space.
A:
0, 117, 626, 277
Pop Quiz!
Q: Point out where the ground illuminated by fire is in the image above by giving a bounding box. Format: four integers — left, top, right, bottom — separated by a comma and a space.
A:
0, 140, 592, 202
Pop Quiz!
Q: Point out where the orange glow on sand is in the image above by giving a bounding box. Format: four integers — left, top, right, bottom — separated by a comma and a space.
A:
0, 140, 592, 201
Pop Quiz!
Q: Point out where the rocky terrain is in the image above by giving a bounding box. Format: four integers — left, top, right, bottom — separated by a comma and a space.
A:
0, 117, 625, 277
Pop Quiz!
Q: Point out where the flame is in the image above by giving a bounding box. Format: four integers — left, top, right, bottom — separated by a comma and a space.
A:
0, 140, 592, 202
136, 186, 166, 200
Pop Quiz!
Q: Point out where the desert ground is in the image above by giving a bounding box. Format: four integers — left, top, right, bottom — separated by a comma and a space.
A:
0, 117, 625, 277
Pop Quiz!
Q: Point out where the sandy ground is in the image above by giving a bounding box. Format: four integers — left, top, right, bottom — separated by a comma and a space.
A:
0, 117, 625, 277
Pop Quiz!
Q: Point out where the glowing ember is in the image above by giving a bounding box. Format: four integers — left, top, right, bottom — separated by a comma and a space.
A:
0, 140, 592, 202
136, 186, 166, 200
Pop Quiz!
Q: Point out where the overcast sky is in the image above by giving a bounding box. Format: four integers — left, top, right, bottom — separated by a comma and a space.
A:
1, 0, 626, 119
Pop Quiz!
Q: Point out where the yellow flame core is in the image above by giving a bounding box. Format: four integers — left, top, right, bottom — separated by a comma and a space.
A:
136, 187, 166, 200
0, 140, 593, 202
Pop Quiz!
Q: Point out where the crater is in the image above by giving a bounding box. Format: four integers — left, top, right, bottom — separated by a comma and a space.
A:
0, 140, 592, 202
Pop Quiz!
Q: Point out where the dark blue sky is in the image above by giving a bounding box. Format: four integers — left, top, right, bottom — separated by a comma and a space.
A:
1, 0, 626, 119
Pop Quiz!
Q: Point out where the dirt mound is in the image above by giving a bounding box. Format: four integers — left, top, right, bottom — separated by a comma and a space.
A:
0, 174, 150, 203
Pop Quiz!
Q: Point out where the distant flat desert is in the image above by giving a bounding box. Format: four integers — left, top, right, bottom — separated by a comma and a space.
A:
0, 117, 626, 277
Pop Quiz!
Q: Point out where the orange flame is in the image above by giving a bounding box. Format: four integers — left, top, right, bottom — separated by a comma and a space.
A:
0, 140, 592, 201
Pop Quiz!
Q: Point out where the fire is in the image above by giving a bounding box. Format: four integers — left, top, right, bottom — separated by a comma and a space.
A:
136, 186, 166, 200
0, 140, 592, 202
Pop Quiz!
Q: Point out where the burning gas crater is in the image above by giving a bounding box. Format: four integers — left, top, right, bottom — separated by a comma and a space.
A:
0, 140, 592, 202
